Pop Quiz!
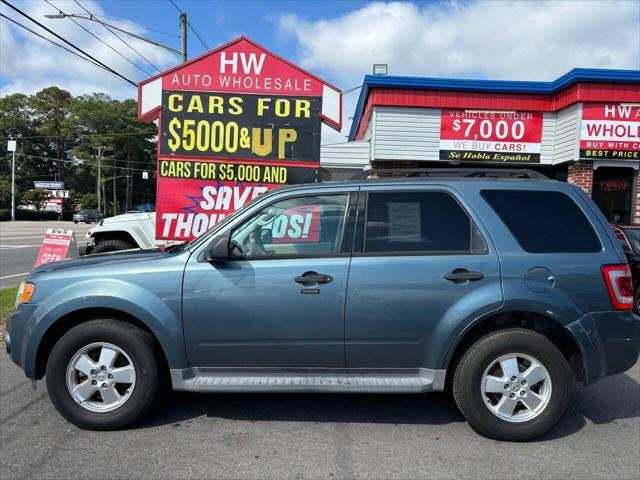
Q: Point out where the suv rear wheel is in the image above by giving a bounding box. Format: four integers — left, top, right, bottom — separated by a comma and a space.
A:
453, 328, 572, 441
45, 319, 162, 430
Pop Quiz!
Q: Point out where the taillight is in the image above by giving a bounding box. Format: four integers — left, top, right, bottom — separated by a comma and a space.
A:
601, 264, 634, 310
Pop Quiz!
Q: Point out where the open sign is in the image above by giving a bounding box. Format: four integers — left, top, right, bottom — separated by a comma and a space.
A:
271, 205, 320, 243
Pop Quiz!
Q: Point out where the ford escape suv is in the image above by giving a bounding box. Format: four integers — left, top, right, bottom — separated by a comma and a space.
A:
5, 169, 639, 441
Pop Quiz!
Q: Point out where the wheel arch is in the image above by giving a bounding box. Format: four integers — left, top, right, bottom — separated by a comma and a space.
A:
443, 310, 586, 388
92, 230, 139, 248
34, 307, 171, 379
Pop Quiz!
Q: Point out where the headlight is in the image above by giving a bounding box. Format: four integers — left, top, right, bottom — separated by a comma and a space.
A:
15, 281, 35, 307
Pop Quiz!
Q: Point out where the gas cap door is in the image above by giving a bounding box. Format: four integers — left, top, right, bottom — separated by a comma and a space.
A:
525, 266, 555, 293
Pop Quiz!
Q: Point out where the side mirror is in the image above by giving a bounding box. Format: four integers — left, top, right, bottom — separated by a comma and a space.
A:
204, 232, 230, 262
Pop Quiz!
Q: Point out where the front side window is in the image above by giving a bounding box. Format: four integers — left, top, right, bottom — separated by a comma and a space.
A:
230, 194, 349, 258
364, 191, 485, 254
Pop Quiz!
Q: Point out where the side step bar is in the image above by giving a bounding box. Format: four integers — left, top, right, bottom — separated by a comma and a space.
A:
170, 368, 446, 393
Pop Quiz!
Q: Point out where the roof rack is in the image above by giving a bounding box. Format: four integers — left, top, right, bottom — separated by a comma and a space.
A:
350, 168, 548, 180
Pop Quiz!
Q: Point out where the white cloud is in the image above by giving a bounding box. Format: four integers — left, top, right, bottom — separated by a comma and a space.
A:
280, 0, 640, 142
0, 0, 178, 99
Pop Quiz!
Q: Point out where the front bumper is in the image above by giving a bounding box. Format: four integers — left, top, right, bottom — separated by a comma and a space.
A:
6, 303, 56, 379
566, 310, 640, 385
78, 237, 95, 256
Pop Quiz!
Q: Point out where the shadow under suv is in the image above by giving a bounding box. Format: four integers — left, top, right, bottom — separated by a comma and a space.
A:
5, 169, 640, 441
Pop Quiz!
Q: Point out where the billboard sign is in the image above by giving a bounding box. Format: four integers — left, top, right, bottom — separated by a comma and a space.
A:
440, 109, 543, 163
580, 103, 640, 160
34, 181, 64, 190
156, 159, 317, 239
138, 37, 342, 241
160, 91, 322, 162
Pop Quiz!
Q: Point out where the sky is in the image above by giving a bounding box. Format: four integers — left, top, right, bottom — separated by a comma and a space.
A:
1, 0, 639, 144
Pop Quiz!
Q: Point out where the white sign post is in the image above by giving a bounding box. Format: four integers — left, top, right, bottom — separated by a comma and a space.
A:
7, 140, 16, 221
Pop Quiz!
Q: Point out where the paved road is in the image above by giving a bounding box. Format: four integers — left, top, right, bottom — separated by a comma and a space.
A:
0, 221, 92, 288
1, 350, 638, 480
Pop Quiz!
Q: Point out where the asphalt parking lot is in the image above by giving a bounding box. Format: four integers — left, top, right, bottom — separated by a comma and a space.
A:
1, 350, 638, 480
0, 221, 92, 288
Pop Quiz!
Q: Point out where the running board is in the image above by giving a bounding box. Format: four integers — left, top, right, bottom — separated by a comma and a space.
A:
170, 368, 446, 393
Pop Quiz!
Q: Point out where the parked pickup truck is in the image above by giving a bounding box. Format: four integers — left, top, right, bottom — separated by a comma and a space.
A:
82, 211, 174, 254
6, 169, 640, 441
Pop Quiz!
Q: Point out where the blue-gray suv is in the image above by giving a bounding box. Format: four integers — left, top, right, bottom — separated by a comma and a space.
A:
6, 169, 640, 441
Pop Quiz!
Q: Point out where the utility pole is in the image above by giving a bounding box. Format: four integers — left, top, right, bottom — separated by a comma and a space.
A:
94, 146, 105, 214
7, 139, 16, 221
113, 158, 117, 216
180, 12, 187, 62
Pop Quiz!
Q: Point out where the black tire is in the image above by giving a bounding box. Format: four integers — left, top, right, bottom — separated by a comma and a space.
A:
73, 220, 78, 224
45, 319, 163, 430
453, 328, 572, 441
92, 239, 134, 253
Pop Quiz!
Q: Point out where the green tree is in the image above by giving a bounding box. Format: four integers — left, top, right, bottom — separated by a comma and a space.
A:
1, 88, 159, 216
29, 87, 76, 182
78, 192, 98, 209
0, 178, 11, 209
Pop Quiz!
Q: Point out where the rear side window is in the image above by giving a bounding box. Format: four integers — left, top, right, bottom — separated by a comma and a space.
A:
364, 191, 486, 254
481, 190, 601, 253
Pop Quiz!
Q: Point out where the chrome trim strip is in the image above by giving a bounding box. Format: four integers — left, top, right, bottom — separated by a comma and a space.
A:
170, 368, 447, 393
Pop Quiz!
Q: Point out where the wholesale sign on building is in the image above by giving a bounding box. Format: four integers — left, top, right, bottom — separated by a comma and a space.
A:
440, 109, 543, 163
580, 103, 640, 160
138, 36, 342, 240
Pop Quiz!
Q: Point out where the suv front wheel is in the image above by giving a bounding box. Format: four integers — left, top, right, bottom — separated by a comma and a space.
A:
453, 328, 572, 441
45, 319, 163, 430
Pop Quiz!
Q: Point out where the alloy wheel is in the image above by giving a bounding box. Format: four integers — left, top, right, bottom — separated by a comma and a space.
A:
481, 353, 552, 423
66, 342, 136, 413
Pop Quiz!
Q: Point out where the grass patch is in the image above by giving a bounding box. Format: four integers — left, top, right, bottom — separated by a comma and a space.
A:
1, 286, 18, 346
1, 286, 18, 325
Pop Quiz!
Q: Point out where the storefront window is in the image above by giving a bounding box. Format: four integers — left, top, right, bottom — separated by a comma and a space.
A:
592, 167, 635, 224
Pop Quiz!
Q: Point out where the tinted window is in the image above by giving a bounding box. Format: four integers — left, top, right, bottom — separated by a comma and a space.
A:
481, 190, 601, 253
364, 191, 482, 253
230, 194, 349, 258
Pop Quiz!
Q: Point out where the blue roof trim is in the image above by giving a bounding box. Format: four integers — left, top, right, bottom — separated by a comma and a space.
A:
348, 68, 640, 140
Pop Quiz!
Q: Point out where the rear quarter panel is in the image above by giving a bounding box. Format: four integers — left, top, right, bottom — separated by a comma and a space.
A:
458, 181, 622, 323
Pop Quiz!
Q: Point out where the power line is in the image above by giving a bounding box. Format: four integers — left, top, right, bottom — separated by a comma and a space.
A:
0, 0, 136, 86
168, 0, 182, 14
0, 13, 126, 85
0, 132, 157, 140
74, 0, 161, 73
9, 152, 155, 172
44, 0, 153, 77
168, 0, 209, 51
187, 20, 209, 51
91, 13, 180, 38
